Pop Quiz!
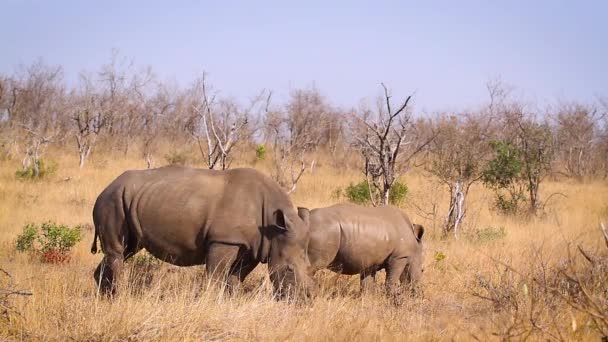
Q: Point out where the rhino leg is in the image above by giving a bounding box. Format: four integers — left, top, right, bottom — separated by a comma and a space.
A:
94, 252, 123, 296
233, 258, 258, 283
205, 243, 245, 294
360, 270, 377, 293
385, 258, 408, 296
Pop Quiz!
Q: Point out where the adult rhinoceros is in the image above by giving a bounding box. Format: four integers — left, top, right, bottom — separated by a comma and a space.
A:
297, 203, 424, 295
90, 166, 314, 298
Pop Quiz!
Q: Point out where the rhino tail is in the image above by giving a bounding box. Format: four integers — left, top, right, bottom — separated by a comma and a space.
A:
91, 226, 99, 254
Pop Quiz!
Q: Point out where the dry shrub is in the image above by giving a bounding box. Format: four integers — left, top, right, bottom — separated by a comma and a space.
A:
0, 269, 32, 338
469, 236, 608, 340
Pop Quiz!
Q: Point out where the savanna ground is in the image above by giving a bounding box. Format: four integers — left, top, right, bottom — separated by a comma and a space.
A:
0, 148, 606, 341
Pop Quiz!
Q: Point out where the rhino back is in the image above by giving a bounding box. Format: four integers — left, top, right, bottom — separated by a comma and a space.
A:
95, 166, 291, 265
310, 203, 416, 274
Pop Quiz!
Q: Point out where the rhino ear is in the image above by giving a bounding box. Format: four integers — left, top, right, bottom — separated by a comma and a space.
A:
413, 224, 424, 242
297, 207, 310, 226
273, 209, 291, 232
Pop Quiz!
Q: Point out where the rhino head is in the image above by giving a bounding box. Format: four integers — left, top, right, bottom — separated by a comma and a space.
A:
402, 223, 425, 287
267, 208, 315, 299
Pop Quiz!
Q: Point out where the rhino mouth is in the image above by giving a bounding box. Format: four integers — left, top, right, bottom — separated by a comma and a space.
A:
270, 265, 313, 300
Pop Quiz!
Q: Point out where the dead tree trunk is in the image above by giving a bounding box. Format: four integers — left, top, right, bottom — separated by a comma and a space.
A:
445, 181, 465, 238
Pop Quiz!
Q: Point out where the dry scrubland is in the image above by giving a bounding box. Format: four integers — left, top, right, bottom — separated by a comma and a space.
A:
0, 148, 607, 341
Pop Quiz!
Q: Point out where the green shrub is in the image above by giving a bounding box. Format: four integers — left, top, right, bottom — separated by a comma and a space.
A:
15, 223, 38, 252
389, 182, 408, 205
481, 141, 522, 189
37, 222, 82, 254
14, 222, 82, 263
164, 150, 189, 165
15, 159, 57, 180
255, 144, 266, 161
344, 181, 371, 204
344, 180, 408, 205
482, 140, 527, 215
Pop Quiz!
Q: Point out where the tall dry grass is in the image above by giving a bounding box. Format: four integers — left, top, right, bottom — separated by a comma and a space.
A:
0, 147, 606, 341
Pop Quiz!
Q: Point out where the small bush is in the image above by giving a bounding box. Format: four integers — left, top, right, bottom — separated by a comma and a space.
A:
14, 222, 82, 263
466, 226, 507, 243
344, 180, 408, 205
15, 159, 57, 180
15, 223, 37, 252
389, 182, 408, 205
255, 144, 266, 161
164, 150, 189, 165
345, 181, 371, 204
482, 140, 529, 215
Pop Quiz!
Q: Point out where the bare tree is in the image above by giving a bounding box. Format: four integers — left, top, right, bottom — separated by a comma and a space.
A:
428, 112, 494, 236
554, 102, 601, 179
0, 75, 14, 158
266, 87, 329, 194
497, 103, 555, 215
71, 73, 106, 168
97, 51, 154, 156
428, 82, 502, 236
141, 83, 174, 168
352, 84, 433, 206
186, 74, 259, 170
9, 61, 65, 176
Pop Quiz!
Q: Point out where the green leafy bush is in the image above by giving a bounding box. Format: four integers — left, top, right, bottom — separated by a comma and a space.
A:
482, 140, 527, 215
344, 181, 371, 204
15, 159, 57, 180
15, 224, 37, 252
389, 182, 408, 205
255, 144, 266, 161
164, 150, 189, 165
481, 141, 522, 189
344, 180, 408, 205
14, 222, 82, 263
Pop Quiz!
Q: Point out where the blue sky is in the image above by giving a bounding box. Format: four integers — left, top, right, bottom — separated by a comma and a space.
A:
1, 0, 606, 112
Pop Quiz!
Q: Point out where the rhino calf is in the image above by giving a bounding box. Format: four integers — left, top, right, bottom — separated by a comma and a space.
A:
297, 203, 424, 295
91, 166, 314, 298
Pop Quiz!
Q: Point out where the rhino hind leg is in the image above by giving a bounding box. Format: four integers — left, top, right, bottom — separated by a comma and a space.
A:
360, 270, 377, 294
94, 252, 123, 296
92, 206, 140, 297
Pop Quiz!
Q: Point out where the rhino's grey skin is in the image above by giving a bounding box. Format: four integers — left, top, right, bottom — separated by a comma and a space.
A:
297, 203, 424, 294
91, 165, 313, 297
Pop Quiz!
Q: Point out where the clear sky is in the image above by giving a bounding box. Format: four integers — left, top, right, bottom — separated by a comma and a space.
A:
1, 0, 606, 112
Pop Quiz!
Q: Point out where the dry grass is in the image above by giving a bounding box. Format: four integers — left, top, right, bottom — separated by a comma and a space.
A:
0, 148, 607, 341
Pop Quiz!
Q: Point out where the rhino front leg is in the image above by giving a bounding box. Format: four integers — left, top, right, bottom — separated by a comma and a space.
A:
385, 258, 408, 297
205, 243, 241, 293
